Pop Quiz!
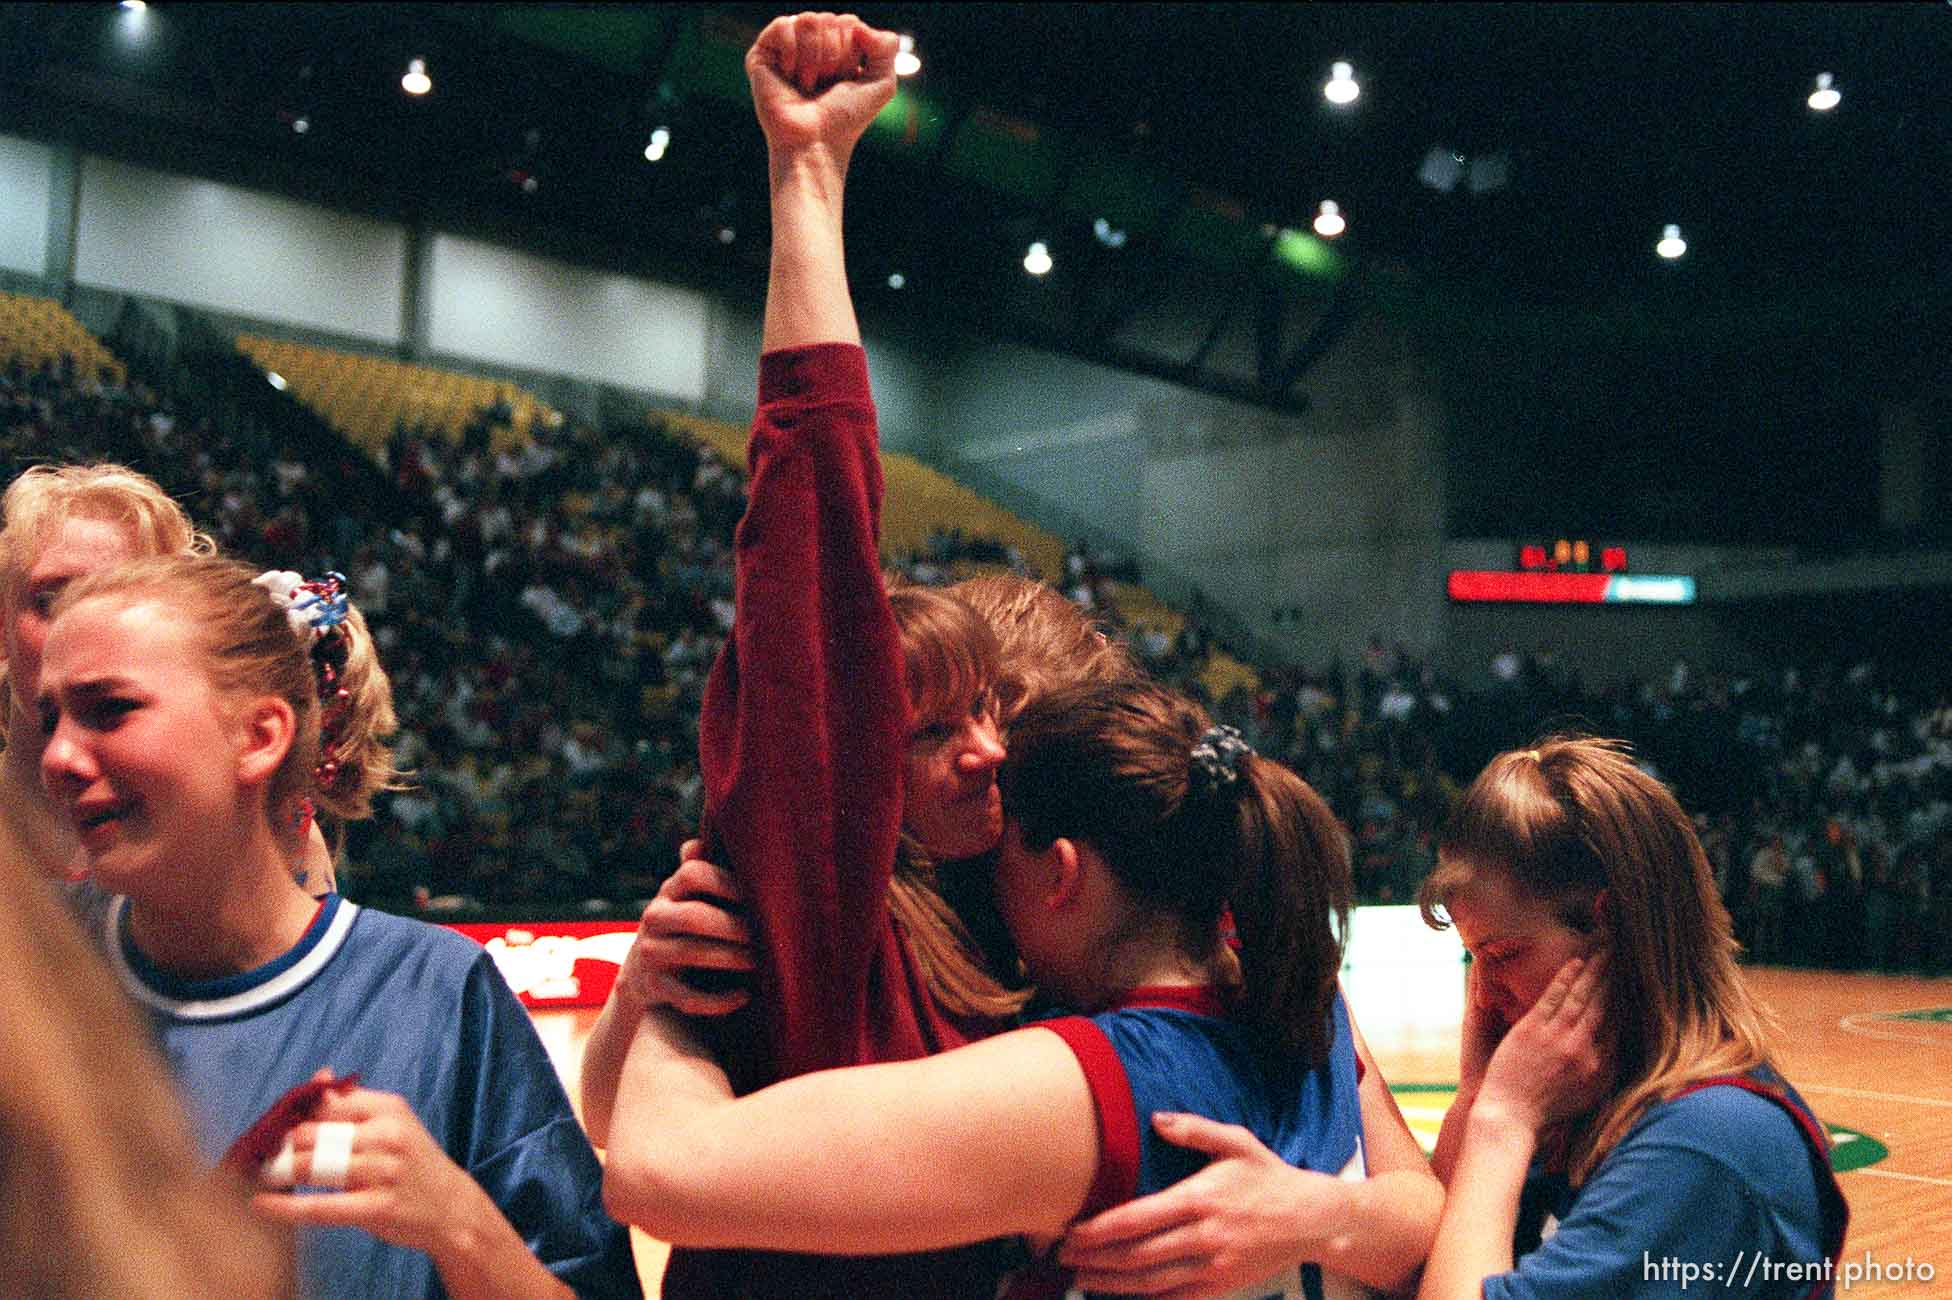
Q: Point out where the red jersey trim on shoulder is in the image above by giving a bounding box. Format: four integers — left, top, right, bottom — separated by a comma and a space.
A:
1105, 984, 1228, 1018
1036, 1017, 1140, 1218
757, 342, 870, 404
1669, 1073, 1849, 1300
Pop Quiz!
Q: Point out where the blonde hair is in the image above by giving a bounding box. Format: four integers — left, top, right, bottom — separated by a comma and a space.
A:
57, 557, 402, 823
949, 573, 1137, 724
0, 463, 213, 737
0, 852, 294, 1297
1420, 735, 1776, 1180
877, 583, 1030, 1020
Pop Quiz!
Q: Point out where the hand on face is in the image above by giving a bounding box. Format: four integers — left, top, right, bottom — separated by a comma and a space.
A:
746, 12, 902, 159
1457, 960, 1507, 1099
1475, 951, 1614, 1135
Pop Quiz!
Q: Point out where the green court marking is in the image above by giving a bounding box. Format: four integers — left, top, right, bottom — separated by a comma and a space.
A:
1825, 1124, 1889, 1173
1386, 1084, 1886, 1170
1885, 1008, 1952, 1023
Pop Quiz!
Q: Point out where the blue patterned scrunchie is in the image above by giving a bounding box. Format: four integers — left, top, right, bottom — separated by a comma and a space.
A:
1188, 724, 1254, 794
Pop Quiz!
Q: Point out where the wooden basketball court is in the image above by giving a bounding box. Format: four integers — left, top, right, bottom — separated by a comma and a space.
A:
533, 964, 1952, 1297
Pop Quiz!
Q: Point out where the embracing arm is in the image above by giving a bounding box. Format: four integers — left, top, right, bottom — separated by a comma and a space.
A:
581, 852, 751, 1145
1058, 1004, 1441, 1297
603, 1017, 1099, 1255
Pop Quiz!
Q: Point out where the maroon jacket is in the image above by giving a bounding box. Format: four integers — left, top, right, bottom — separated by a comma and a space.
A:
666, 344, 1011, 1298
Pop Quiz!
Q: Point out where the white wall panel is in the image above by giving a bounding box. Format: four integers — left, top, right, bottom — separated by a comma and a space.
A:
73, 156, 405, 343
0, 134, 54, 276
427, 235, 707, 403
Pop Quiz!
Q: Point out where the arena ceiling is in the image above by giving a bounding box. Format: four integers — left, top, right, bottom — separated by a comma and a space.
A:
1, 3, 1946, 432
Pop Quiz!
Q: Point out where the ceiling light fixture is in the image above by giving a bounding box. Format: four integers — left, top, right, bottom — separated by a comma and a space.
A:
1807, 72, 1840, 112
644, 126, 670, 162
887, 272, 906, 290
894, 34, 921, 78
1324, 61, 1359, 106
1656, 223, 1687, 260
1024, 241, 1053, 276
401, 58, 432, 97
1313, 200, 1345, 239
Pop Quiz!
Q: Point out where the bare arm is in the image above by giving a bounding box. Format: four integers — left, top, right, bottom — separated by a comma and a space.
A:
1057, 999, 1441, 1297
748, 12, 898, 350
602, 1014, 1099, 1255
581, 851, 751, 1145
1431, 961, 1500, 1186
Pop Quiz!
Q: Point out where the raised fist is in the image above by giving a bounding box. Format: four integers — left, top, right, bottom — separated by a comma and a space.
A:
746, 11, 902, 158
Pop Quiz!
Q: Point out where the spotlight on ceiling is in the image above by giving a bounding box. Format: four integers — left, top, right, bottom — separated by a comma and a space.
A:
1656, 223, 1687, 260
887, 272, 906, 290
401, 58, 432, 97
1093, 217, 1128, 249
1807, 72, 1840, 112
267, 371, 288, 391
115, 0, 152, 42
1313, 200, 1346, 239
1023, 241, 1053, 276
895, 34, 921, 78
644, 126, 670, 162
1324, 61, 1359, 106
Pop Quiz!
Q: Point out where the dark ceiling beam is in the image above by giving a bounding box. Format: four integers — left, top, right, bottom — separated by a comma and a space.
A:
991, 314, 1309, 417
1264, 273, 1363, 397
1084, 186, 1193, 348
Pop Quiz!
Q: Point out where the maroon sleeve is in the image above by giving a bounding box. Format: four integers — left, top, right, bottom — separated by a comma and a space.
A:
697, 343, 911, 1083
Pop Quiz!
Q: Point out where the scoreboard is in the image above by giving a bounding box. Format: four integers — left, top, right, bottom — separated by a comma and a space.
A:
1449, 539, 1696, 605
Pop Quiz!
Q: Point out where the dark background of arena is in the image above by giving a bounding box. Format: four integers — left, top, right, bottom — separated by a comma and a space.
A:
2, 3, 1949, 976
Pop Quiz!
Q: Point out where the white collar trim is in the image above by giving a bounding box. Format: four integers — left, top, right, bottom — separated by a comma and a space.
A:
103, 895, 360, 1020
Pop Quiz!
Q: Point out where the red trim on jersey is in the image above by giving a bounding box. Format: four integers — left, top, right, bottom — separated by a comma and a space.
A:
1036, 1017, 1140, 1215
1099, 984, 1365, 1081
1669, 1073, 1849, 1300
1104, 984, 1229, 1018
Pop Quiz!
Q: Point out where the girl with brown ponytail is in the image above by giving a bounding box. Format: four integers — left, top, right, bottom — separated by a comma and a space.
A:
603, 678, 1439, 1297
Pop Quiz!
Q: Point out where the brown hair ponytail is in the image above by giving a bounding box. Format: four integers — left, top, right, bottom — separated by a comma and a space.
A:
1002, 680, 1352, 1067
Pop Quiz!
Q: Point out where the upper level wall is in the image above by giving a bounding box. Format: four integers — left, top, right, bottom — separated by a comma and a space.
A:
425, 234, 709, 404
74, 155, 408, 345
933, 304, 1448, 666
0, 134, 54, 276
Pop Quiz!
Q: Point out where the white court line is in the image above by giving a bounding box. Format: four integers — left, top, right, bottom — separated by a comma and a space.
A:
1837, 1012, 1952, 1048
1854, 1169, 1952, 1188
1798, 1083, 1952, 1110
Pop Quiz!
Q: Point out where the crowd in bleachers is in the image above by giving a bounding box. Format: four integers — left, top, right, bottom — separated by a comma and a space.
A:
9, 339, 1952, 973
1216, 639, 1952, 975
